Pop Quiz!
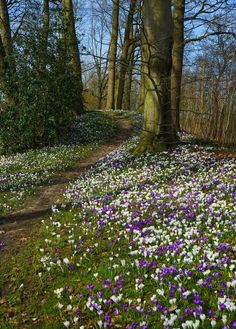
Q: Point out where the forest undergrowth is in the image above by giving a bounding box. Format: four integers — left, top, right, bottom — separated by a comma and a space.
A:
0, 111, 235, 329
0, 112, 117, 215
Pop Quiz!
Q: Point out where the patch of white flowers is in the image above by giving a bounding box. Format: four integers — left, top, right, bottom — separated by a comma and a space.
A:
39, 128, 236, 328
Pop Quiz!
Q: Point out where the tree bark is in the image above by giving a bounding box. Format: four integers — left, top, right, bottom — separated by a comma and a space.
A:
40, 0, 50, 70
106, 0, 119, 110
134, 0, 176, 155
62, 0, 83, 113
137, 51, 145, 113
0, 35, 7, 93
123, 40, 135, 110
0, 0, 15, 73
116, 0, 136, 110
171, 0, 185, 132
0, 0, 15, 103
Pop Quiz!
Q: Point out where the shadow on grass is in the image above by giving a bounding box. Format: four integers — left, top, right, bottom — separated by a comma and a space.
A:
0, 208, 52, 225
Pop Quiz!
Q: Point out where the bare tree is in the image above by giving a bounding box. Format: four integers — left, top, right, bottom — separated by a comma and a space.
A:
181, 31, 236, 145
106, 0, 119, 110
88, 15, 109, 109
116, 0, 136, 110
171, 0, 185, 133
40, 0, 49, 70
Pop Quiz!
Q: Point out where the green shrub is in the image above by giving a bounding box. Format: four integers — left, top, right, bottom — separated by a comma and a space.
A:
0, 65, 82, 153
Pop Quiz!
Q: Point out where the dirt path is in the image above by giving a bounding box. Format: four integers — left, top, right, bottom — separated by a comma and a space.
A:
0, 116, 132, 249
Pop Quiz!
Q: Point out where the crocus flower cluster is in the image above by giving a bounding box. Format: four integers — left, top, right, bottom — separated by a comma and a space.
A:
40, 132, 236, 328
0, 113, 117, 214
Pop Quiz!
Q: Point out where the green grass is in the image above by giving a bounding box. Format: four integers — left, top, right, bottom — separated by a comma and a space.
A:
0, 112, 117, 215
2, 113, 235, 328
0, 220, 60, 328
0, 111, 119, 327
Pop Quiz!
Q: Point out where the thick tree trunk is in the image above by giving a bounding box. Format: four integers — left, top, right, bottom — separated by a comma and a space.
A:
116, 0, 136, 110
0, 0, 15, 103
134, 0, 176, 155
62, 0, 83, 113
0, 0, 14, 72
171, 0, 185, 132
106, 0, 119, 110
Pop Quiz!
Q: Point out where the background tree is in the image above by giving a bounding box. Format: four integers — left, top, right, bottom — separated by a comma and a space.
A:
106, 0, 120, 110
40, 0, 49, 70
0, 0, 15, 102
116, 0, 137, 110
62, 0, 83, 114
180, 0, 236, 144
0, 0, 14, 70
0, 0, 235, 152
181, 33, 236, 144
171, 0, 185, 133
83, 10, 109, 109
0, 0, 85, 152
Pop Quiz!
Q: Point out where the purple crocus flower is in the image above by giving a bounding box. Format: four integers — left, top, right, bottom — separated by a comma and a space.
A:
206, 195, 214, 205
74, 308, 81, 315
97, 291, 103, 298
0, 241, 6, 248
67, 264, 74, 271
156, 304, 163, 311
219, 303, 226, 311
124, 303, 129, 312
114, 308, 119, 316
86, 284, 94, 290
104, 313, 111, 321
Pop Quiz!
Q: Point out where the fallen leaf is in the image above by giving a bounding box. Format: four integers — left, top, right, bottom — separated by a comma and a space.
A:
169, 305, 178, 312
7, 307, 16, 316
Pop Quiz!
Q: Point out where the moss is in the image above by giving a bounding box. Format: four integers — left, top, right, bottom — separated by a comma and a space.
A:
136, 103, 144, 114
133, 131, 167, 156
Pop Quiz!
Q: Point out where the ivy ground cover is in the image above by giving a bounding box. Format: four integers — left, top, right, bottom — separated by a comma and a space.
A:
39, 137, 236, 328
0, 112, 117, 214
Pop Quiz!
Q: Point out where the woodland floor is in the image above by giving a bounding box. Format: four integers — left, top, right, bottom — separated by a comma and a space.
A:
0, 115, 133, 328
1, 119, 235, 252
0, 115, 132, 260
0, 115, 235, 328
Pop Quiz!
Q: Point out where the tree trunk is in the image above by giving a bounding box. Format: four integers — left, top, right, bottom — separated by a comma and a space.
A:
0, 35, 7, 94
171, 0, 185, 132
0, 0, 15, 72
0, 0, 15, 103
137, 52, 145, 113
62, 0, 83, 114
123, 42, 135, 110
134, 0, 176, 155
116, 0, 136, 110
40, 0, 50, 70
106, 0, 119, 110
